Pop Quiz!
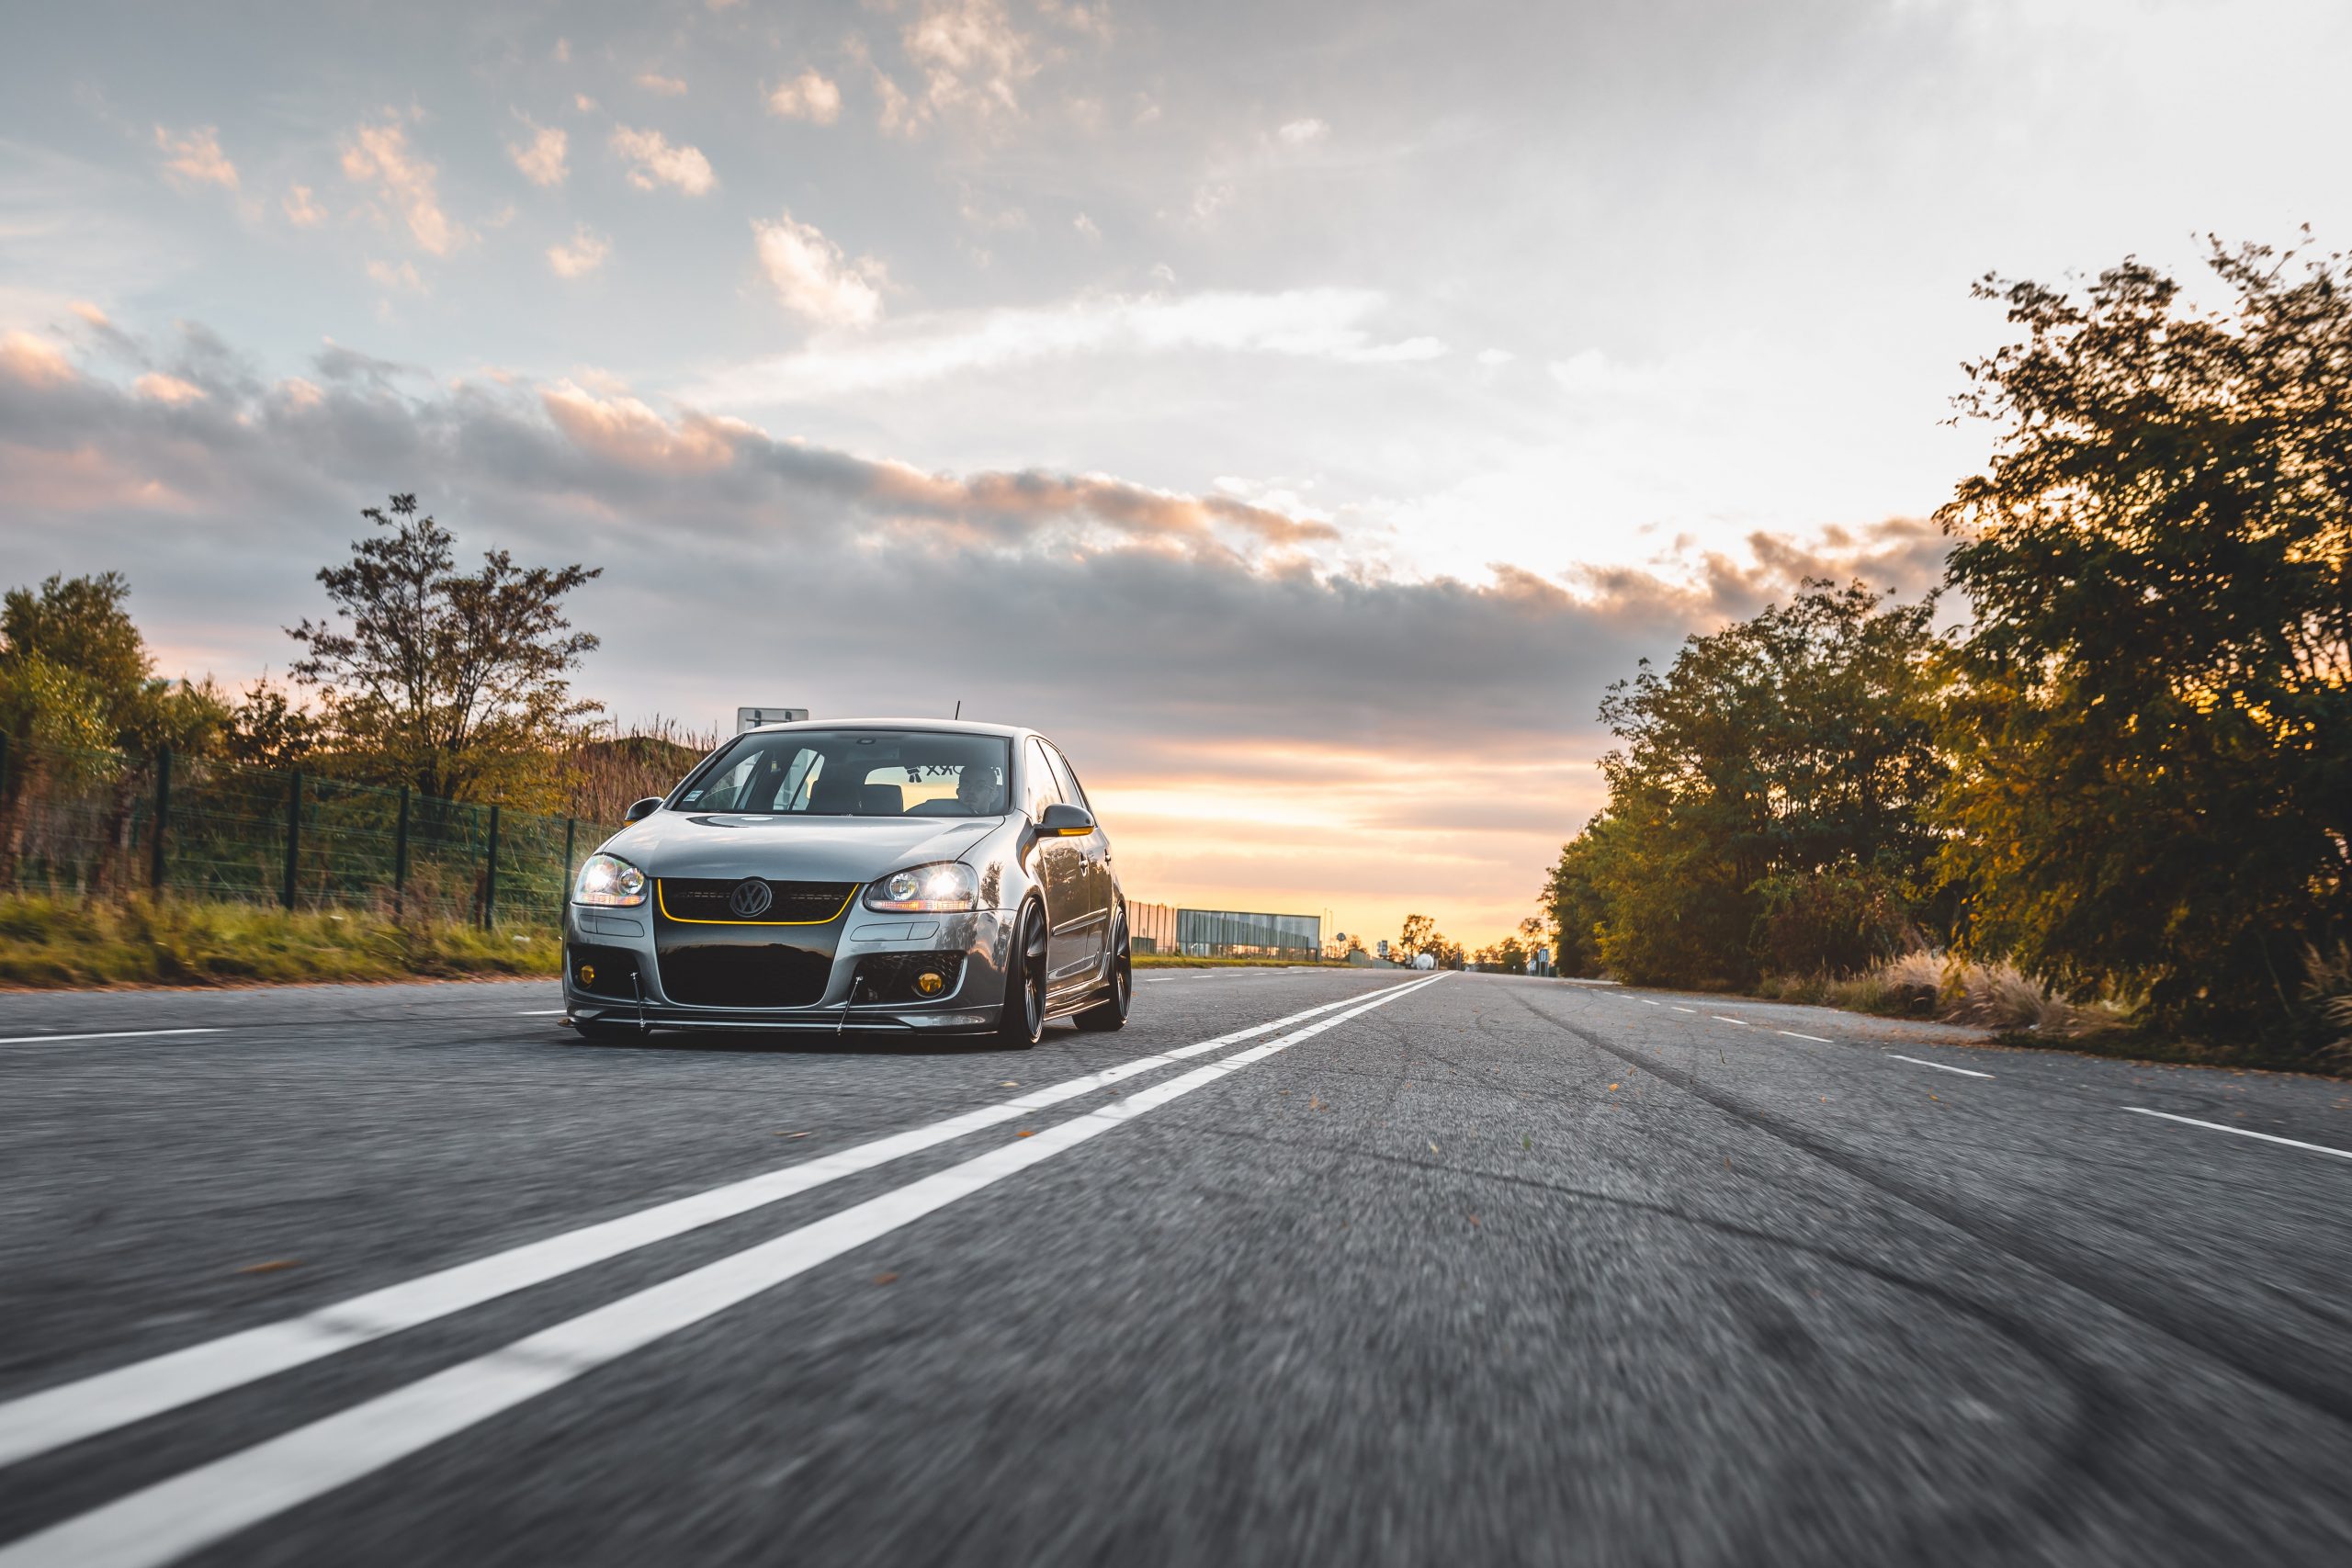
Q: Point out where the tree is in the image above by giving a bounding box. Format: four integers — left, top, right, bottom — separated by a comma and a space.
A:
225, 677, 322, 768
1938, 239, 2352, 1037
1396, 913, 1437, 962
288, 495, 603, 804
1543, 829, 1611, 977
0, 572, 227, 887
1586, 579, 1949, 987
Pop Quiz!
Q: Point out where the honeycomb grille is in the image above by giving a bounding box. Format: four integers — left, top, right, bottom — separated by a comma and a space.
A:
854, 951, 967, 1003
656, 943, 833, 1009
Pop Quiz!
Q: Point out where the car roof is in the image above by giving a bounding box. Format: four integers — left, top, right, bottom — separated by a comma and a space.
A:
741, 716, 1039, 742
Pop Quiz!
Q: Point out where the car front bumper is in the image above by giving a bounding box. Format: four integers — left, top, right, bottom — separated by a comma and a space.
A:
561, 905, 1013, 1033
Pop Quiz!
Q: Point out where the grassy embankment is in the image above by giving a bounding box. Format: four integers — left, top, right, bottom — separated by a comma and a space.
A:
0, 895, 559, 989
1746, 951, 2346, 1077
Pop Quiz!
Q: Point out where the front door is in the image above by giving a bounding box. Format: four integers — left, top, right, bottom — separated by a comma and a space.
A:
1026, 739, 1098, 983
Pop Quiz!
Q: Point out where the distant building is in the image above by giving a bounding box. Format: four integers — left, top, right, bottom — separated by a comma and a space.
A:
1125, 901, 1326, 960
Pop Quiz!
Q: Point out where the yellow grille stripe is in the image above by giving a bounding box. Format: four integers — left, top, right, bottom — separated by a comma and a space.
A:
655, 881, 859, 926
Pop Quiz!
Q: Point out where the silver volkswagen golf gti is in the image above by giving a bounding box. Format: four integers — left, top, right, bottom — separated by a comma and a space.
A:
562, 719, 1130, 1046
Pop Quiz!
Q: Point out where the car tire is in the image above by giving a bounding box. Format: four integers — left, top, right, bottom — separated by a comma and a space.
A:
571, 1017, 638, 1043
1074, 911, 1131, 1032
996, 898, 1048, 1048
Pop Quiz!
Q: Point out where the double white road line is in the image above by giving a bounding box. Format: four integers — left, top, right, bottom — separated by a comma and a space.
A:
0, 973, 1446, 1568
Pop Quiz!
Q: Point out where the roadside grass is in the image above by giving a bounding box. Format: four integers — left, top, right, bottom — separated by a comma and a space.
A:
0, 895, 559, 989
1747, 951, 2346, 1077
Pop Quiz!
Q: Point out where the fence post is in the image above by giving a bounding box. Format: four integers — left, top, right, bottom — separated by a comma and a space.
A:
561, 817, 576, 914
149, 747, 173, 892
282, 771, 303, 911
392, 785, 411, 917
482, 804, 501, 931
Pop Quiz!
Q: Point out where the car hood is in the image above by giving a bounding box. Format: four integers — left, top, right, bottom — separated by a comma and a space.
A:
602, 812, 1006, 883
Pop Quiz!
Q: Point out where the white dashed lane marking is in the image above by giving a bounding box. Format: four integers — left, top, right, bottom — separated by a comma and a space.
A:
1890, 1054, 1993, 1079
0, 1029, 222, 1047
2124, 1108, 2352, 1162
1777, 1030, 1830, 1043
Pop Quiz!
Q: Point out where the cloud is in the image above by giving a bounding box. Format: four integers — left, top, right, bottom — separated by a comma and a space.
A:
636, 72, 688, 96
547, 226, 611, 278
0, 330, 76, 387
896, 0, 1040, 132
365, 258, 424, 293
282, 184, 326, 227
0, 320, 1950, 945
340, 119, 461, 254
1072, 212, 1100, 242
1276, 118, 1329, 146
766, 69, 842, 124
697, 288, 1446, 401
153, 126, 238, 189
132, 371, 205, 404
1036, 0, 1112, 39
508, 120, 568, 187
608, 125, 716, 195
752, 211, 887, 327
1476, 347, 1513, 366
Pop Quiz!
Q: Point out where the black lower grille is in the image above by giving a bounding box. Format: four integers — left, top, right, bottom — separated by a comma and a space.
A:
658, 943, 832, 1009
854, 951, 967, 1003
656, 879, 855, 924
567, 944, 641, 999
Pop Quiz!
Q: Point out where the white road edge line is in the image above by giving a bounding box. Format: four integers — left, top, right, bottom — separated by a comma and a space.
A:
516, 1010, 568, 1016
0, 1029, 222, 1047
1889, 1054, 1993, 1080
0, 981, 1417, 1472
0, 974, 1450, 1568
2123, 1107, 2352, 1161
1777, 1030, 1831, 1043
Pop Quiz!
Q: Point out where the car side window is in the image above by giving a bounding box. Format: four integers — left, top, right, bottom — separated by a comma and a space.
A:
1024, 738, 1063, 819
1045, 745, 1090, 814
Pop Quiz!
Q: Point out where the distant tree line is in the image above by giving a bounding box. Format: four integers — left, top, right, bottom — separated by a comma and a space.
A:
1542, 238, 2352, 1058
1, 495, 700, 834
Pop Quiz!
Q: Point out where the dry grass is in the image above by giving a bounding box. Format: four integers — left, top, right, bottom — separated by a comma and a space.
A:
1756, 951, 2128, 1033
557, 717, 722, 826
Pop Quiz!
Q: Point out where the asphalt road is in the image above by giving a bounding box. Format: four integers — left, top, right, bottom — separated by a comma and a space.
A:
2, 969, 2350, 1566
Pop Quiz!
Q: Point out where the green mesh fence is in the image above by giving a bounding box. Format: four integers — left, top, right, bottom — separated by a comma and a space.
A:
0, 735, 590, 928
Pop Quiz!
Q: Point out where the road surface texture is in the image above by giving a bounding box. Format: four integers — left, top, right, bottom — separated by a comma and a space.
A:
2, 970, 2349, 1566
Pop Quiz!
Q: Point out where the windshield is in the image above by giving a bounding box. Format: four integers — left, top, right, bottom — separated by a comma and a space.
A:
673, 729, 1012, 818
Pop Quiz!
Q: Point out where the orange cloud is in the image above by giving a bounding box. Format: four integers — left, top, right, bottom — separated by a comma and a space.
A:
0, 331, 76, 388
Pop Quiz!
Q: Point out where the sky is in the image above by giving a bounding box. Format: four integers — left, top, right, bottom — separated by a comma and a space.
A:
4, 0, 2349, 950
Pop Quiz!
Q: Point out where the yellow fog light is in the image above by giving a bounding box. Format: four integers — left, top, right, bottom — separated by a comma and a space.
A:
914, 970, 946, 998
579, 964, 597, 986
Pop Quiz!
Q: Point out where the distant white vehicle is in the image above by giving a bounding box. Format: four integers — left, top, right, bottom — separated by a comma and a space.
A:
1412, 952, 1436, 970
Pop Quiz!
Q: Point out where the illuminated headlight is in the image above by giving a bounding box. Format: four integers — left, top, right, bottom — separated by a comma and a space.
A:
573, 853, 648, 907
864, 862, 978, 912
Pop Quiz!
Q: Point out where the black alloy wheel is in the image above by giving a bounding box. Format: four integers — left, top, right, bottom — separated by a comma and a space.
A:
997, 898, 1048, 1047
1075, 911, 1131, 1032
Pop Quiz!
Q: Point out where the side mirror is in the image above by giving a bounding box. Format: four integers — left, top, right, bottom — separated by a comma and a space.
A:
1037, 802, 1095, 838
624, 797, 663, 824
